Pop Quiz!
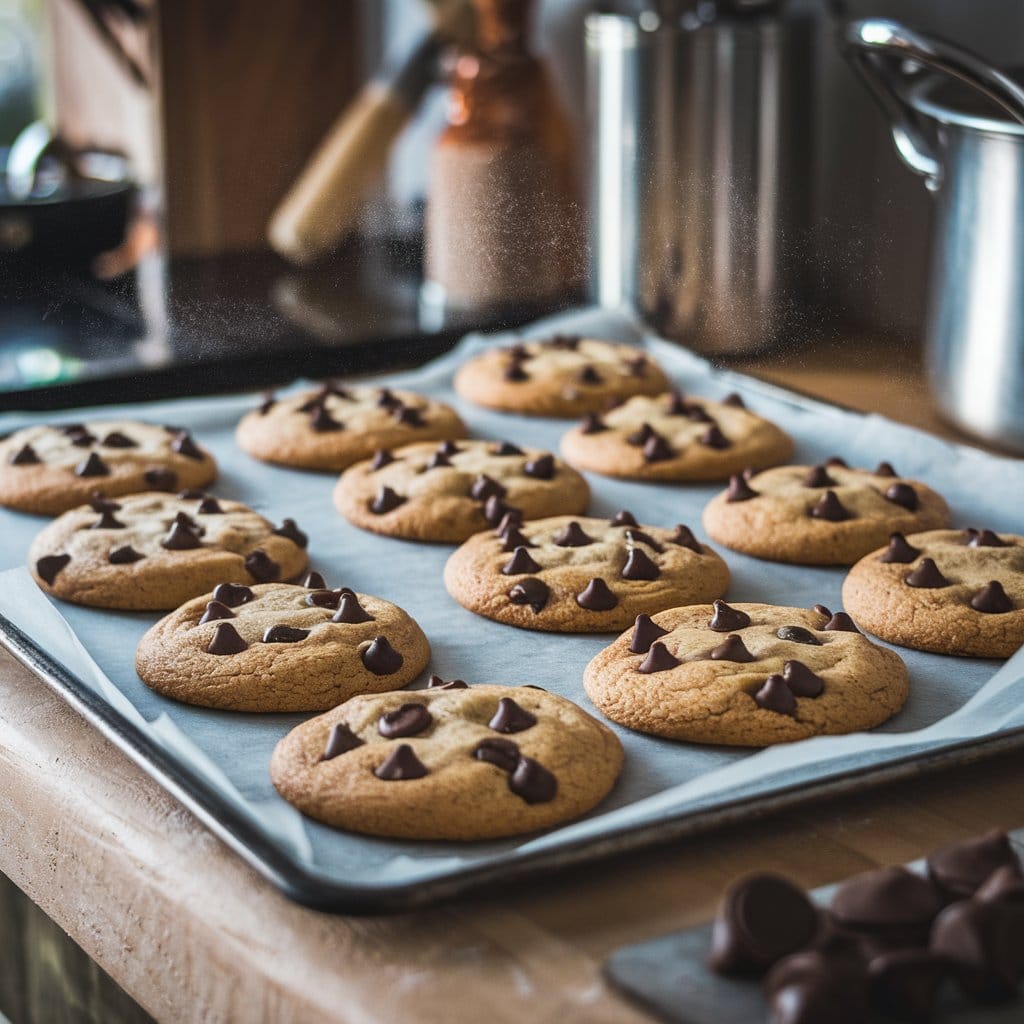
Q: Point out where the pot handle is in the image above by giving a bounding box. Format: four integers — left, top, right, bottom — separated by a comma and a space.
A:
840, 19, 1024, 189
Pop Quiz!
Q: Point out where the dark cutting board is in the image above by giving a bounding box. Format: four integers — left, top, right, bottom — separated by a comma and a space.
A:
604, 830, 1024, 1023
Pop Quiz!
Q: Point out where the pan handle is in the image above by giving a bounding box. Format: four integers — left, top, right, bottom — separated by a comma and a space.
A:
840, 18, 1024, 189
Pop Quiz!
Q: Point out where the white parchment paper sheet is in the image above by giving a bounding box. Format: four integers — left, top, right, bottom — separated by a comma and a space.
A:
1, 307, 1022, 891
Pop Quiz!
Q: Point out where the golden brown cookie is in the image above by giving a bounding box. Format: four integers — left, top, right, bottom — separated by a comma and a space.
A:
453, 335, 669, 417
333, 438, 590, 543
584, 601, 909, 746
136, 580, 430, 711
702, 460, 950, 566
270, 682, 624, 840
235, 382, 467, 472
28, 491, 309, 610
842, 528, 1024, 658
0, 420, 217, 516
444, 512, 730, 633
560, 390, 793, 481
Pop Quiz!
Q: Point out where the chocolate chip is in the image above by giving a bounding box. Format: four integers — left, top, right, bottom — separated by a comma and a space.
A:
810, 490, 852, 521
709, 600, 751, 632
783, 660, 824, 697
378, 702, 432, 739
576, 578, 618, 611
971, 581, 1014, 613
437, 440, 462, 457
500, 527, 534, 552
621, 548, 660, 581
803, 464, 837, 488
554, 521, 594, 547
610, 510, 638, 528
376, 388, 401, 409
206, 623, 248, 655
868, 949, 945, 1022
670, 524, 702, 552
310, 405, 343, 432
523, 454, 555, 480
427, 675, 468, 689
832, 866, 941, 930
244, 550, 280, 582
630, 614, 669, 654
333, 592, 374, 623
711, 634, 754, 662
9, 443, 40, 465
424, 452, 450, 472
321, 723, 364, 760
98, 433, 137, 453
504, 361, 529, 382
826, 456, 849, 467
880, 532, 921, 563
813, 603, 832, 619
324, 380, 352, 399
663, 390, 688, 415
495, 509, 524, 536
361, 636, 403, 675
198, 600, 235, 624
708, 872, 820, 974
212, 583, 254, 607
577, 365, 603, 386
643, 433, 674, 462
59, 423, 86, 435
393, 404, 426, 427
75, 452, 109, 477
823, 611, 860, 632
489, 697, 537, 733
626, 423, 654, 447
262, 625, 310, 644
885, 482, 918, 511
258, 392, 276, 415
625, 528, 663, 553
766, 952, 870, 1024
483, 496, 516, 526
726, 474, 758, 502
108, 545, 143, 564
580, 414, 607, 435
473, 737, 520, 772
370, 486, 405, 514
508, 756, 557, 803
502, 546, 541, 575
370, 449, 394, 471
374, 744, 428, 780
297, 390, 327, 412
928, 829, 1022, 900
508, 577, 549, 613
546, 333, 579, 350
687, 405, 716, 425
754, 675, 796, 715
302, 571, 327, 589
507, 344, 529, 359
273, 518, 308, 548
307, 589, 342, 608
722, 392, 745, 408
88, 507, 125, 530
625, 354, 648, 376
639, 641, 680, 673
36, 554, 71, 584
904, 558, 948, 588
700, 425, 730, 450
977, 865, 1024, 904
144, 467, 177, 490
169, 432, 203, 460
969, 529, 1008, 548
470, 474, 506, 503
776, 625, 821, 645
161, 521, 202, 550
70, 431, 96, 447
874, 461, 898, 477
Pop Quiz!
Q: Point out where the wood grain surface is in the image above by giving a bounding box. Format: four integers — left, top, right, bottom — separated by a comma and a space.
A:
0, 346, 1021, 1024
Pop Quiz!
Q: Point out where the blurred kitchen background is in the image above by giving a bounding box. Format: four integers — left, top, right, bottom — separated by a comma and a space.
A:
0, 0, 1022, 444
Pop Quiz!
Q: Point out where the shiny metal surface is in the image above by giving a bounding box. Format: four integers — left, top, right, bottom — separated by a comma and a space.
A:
843, 19, 1024, 452
586, 12, 812, 356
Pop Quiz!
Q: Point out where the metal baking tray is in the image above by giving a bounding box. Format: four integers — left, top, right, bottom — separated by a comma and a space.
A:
1, 313, 1022, 914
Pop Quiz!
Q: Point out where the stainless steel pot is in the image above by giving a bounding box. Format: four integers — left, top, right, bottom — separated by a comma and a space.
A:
842, 18, 1024, 453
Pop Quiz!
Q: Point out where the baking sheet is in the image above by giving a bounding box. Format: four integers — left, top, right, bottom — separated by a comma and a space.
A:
1, 306, 1023, 912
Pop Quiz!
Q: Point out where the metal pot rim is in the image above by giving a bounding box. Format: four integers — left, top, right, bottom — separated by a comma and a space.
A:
907, 74, 1024, 139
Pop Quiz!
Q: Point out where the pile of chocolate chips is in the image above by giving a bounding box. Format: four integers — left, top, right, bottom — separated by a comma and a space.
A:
708, 829, 1024, 1022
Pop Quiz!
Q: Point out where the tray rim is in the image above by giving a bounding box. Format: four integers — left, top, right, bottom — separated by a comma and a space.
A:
4, 612, 1024, 914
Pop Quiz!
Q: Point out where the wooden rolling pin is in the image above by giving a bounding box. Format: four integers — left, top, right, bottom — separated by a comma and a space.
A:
268, 0, 473, 265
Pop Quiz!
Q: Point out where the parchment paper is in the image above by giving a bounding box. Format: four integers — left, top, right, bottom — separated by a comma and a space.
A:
1, 306, 1022, 892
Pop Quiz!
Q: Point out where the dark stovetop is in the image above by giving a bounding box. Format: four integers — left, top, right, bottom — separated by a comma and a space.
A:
0, 239, 558, 411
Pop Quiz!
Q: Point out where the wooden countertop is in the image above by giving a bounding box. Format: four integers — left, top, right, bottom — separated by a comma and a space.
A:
1, 338, 1021, 1024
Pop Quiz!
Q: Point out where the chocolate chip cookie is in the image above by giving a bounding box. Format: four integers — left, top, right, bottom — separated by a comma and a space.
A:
702, 460, 950, 566
560, 390, 793, 481
270, 683, 624, 840
842, 528, 1024, 658
583, 601, 909, 745
29, 491, 309, 610
0, 421, 217, 516
444, 512, 730, 633
333, 438, 590, 543
136, 580, 430, 711
235, 382, 467, 472
453, 335, 670, 417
